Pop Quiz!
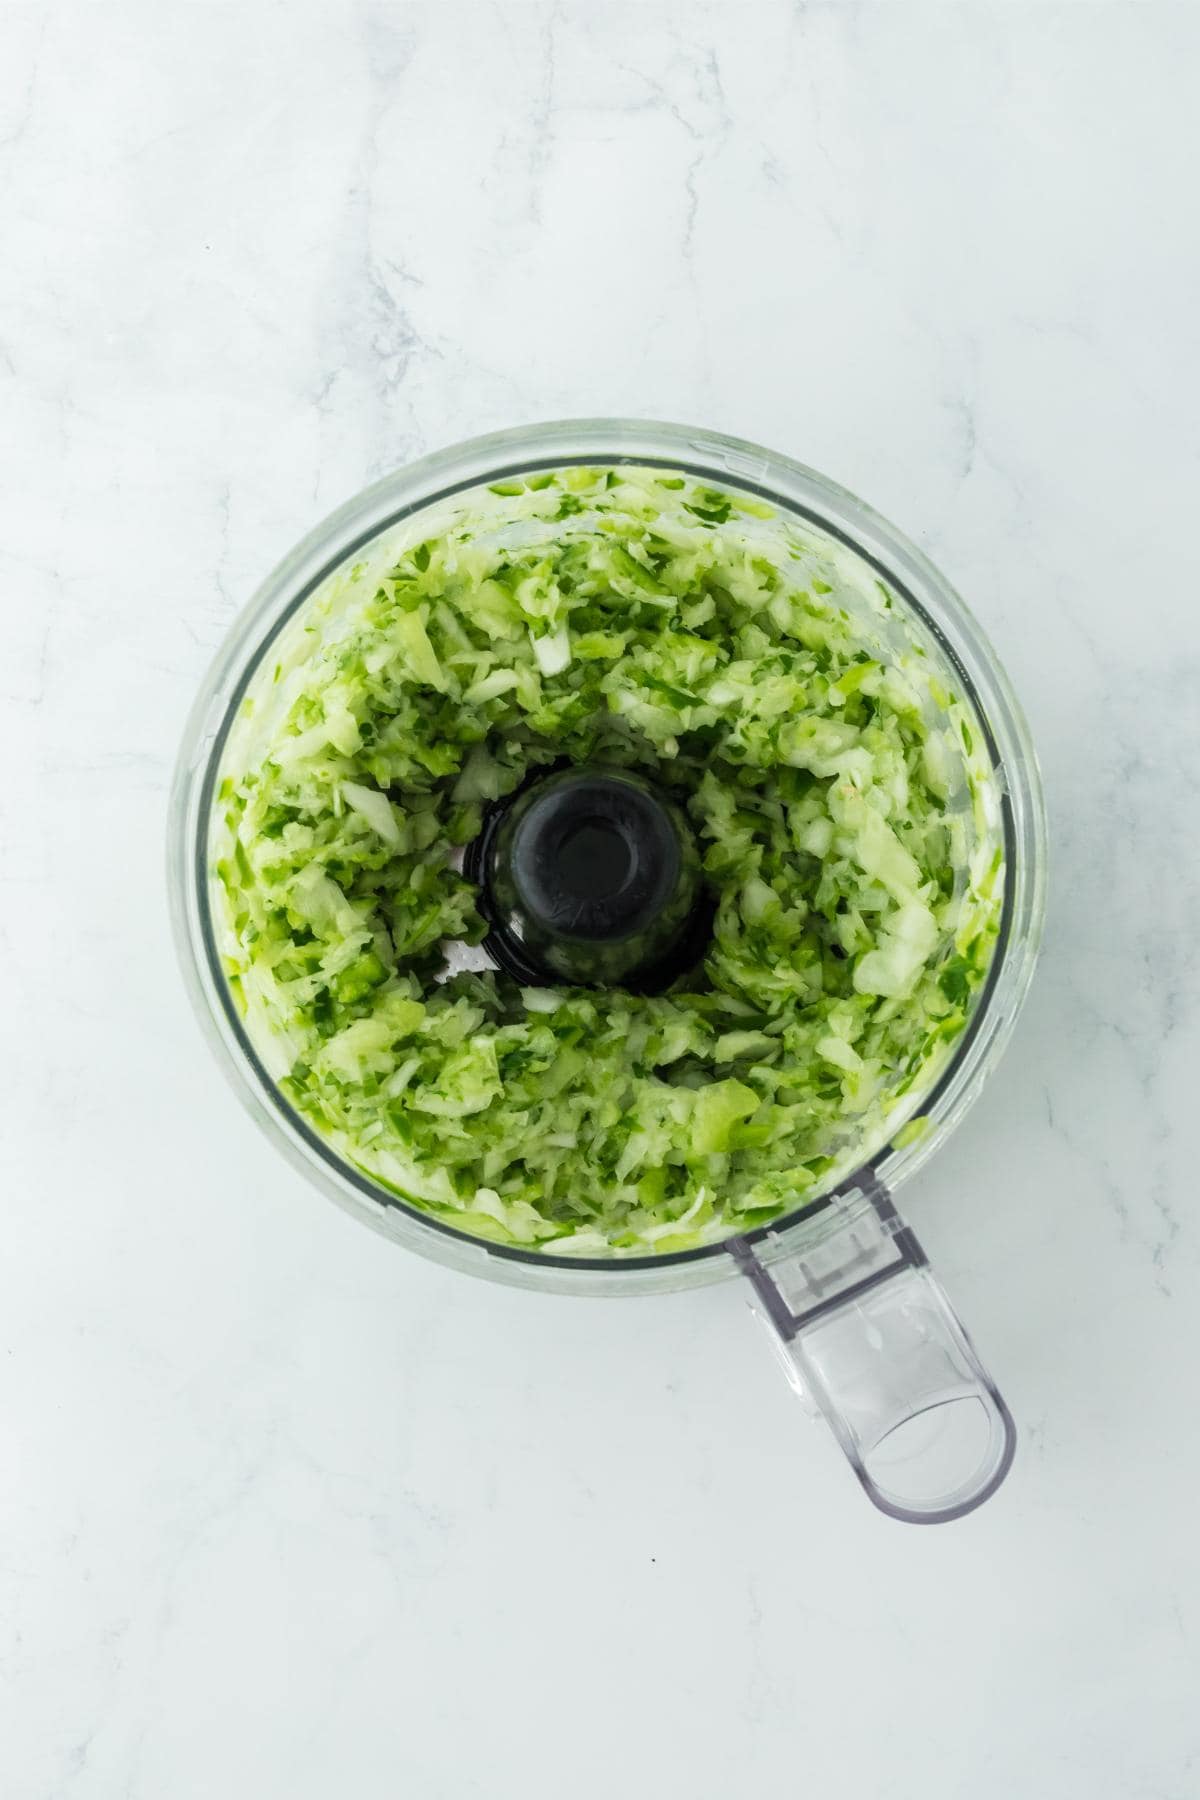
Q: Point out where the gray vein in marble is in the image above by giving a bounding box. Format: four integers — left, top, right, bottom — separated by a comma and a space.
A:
525, 0, 563, 226
313, 9, 430, 479
0, 16, 45, 156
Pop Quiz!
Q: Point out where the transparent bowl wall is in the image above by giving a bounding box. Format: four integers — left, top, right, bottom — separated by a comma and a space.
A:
169, 419, 1047, 1300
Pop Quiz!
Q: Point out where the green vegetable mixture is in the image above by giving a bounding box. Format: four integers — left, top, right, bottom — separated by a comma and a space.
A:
213, 466, 1003, 1255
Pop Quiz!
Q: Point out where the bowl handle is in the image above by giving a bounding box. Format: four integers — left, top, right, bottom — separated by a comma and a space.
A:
730, 1180, 1016, 1524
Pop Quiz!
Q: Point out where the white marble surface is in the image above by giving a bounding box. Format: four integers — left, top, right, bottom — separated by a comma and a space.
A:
3, 2, 1199, 1794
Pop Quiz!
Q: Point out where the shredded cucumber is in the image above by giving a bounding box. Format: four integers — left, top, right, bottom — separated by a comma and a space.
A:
213, 466, 1003, 1254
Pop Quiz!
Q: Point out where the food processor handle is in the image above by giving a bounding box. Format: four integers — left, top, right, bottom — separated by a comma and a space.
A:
731, 1181, 1016, 1523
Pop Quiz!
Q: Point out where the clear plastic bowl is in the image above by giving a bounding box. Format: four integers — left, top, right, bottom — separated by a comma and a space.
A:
169, 420, 1047, 1521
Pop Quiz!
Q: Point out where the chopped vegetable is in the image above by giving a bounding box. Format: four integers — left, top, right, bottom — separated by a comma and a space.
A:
213, 466, 1003, 1254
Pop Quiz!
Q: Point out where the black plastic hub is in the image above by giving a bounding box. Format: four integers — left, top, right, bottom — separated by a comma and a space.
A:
464, 765, 712, 992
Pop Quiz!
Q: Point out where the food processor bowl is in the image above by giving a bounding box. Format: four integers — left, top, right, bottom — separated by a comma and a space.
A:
169, 420, 1046, 1523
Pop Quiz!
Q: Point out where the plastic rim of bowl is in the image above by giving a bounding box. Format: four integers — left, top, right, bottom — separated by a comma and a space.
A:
167, 419, 1048, 1296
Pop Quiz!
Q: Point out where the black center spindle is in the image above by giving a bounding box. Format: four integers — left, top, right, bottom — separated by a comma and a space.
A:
464, 765, 711, 991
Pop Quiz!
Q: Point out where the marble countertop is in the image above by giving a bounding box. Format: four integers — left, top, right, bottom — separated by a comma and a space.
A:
4, 3, 1199, 1795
